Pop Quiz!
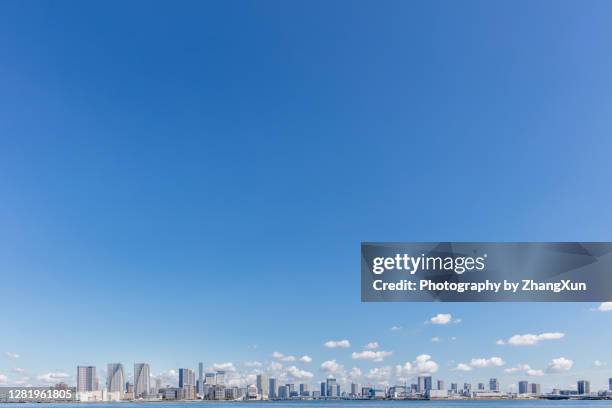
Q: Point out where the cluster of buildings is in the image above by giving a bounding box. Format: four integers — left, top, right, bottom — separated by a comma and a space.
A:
68, 364, 612, 402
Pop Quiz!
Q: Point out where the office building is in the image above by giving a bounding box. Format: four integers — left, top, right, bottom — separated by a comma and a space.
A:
450, 383, 458, 394
326, 378, 336, 397
437, 380, 445, 391
418, 376, 432, 393
518, 381, 529, 394
179, 368, 195, 388
320, 382, 326, 397
134, 363, 150, 397
489, 378, 499, 392
577, 380, 590, 395
300, 383, 309, 396
106, 363, 125, 397
478, 383, 485, 391
77, 366, 98, 392
269, 378, 277, 399
216, 371, 225, 385
256, 374, 269, 397
530, 383, 541, 395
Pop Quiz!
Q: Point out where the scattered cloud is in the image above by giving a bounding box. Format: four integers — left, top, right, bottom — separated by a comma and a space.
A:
12, 368, 25, 374
366, 366, 392, 383
458, 357, 505, 369
348, 367, 362, 380
390, 326, 402, 331
351, 350, 393, 362
593, 360, 607, 367
499, 332, 565, 346
320, 360, 343, 374
286, 366, 313, 380
244, 361, 262, 368
431, 337, 440, 342
324, 339, 350, 349
0, 374, 7, 384
593, 302, 612, 312
37, 372, 69, 383
546, 357, 573, 373
212, 362, 235, 372
272, 352, 296, 362
430, 314, 453, 325
365, 342, 379, 350
396, 354, 440, 378
5, 352, 19, 359
504, 364, 543, 376
299, 355, 312, 363
453, 363, 472, 372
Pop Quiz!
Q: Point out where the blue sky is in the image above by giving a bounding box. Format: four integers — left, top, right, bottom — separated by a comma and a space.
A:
1, 0, 612, 393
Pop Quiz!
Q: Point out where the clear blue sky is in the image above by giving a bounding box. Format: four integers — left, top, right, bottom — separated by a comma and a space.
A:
1, 0, 611, 393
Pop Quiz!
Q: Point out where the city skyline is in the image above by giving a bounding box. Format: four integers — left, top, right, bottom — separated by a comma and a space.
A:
2, 0, 612, 402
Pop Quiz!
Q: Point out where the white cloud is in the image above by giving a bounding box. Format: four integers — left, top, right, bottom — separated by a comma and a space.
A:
453, 363, 472, 372
594, 302, 612, 312
593, 360, 607, 367
348, 367, 362, 380
324, 339, 351, 349
272, 352, 296, 362
496, 339, 506, 345
431, 337, 440, 342
466, 357, 505, 368
451, 336, 457, 341
504, 364, 543, 376
351, 350, 393, 362
546, 357, 573, 373
365, 342, 379, 350
396, 354, 440, 377
366, 366, 392, 383
155, 369, 179, 386
37, 372, 69, 383
430, 313, 453, 325
527, 369, 544, 376
299, 355, 312, 363
286, 366, 313, 380
0, 374, 7, 384
244, 361, 262, 367
212, 362, 235, 372
390, 326, 402, 331
502, 332, 565, 346
320, 360, 343, 374
12, 368, 25, 373
5, 352, 19, 359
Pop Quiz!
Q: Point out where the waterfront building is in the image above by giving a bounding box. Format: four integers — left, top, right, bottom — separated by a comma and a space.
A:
609, 378, 612, 391
179, 368, 195, 388
489, 378, 499, 392
477, 383, 485, 390
256, 374, 269, 398
278, 385, 289, 399
197, 362, 204, 393
77, 366, 98, 392
577, 380, 590, 395
326, 378, 337, 397
269, 378, 277, 399
106, 363, 125, 397
418, 376, 432, 393
450, 383, 458, 394
350, 382, 358, 396
134, 363, 150, 398
530, 383, 541, 395
518, 381, 529, 394
437, 380, 445, 391
205, 372, 216, 385
300, 383, 309, 396
320, 382, 326, 397
216, 370, 225, 385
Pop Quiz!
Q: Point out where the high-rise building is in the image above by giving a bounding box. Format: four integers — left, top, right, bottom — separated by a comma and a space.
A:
326, 378, 336, 397
577, 380, 590, 395
437, 380, 445, 391
134, 363, 150, 397
489, 378, 499, 392
269, 378, 277, 399
299, 383, 309, 396
478, 383, 485, 391
320, 382, 326, 397
106, 363, 125, 396
278, 385, 289, 399
418, 376, 432, 393
216, 371, 225, 386
530, 383, 541, 395
450, 383, 458, 394
256, 374, 269, 397
518, 381, 529, 394
609, 378, 612, 392
205, 372, 216, 385
77, 366, 98, 392
179, 368, 195, 388
350, 383, 358, 396
197, 363, 204, 393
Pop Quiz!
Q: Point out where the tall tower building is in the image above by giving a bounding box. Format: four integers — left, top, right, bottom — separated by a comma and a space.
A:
417, 376, 432, 393
489, 378, 499, 392
215, 371, 225, 386
518, 381, 529, 394
179, 368, 195, 388
577, 380, 590, 395
77, 366, 98, 392
256, 374, 269, 397
106, 363, 125, 396
326, 378, 337, 397
609, 378, 612, 391
134, 363, 150, 397
268, 378, 277, 399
